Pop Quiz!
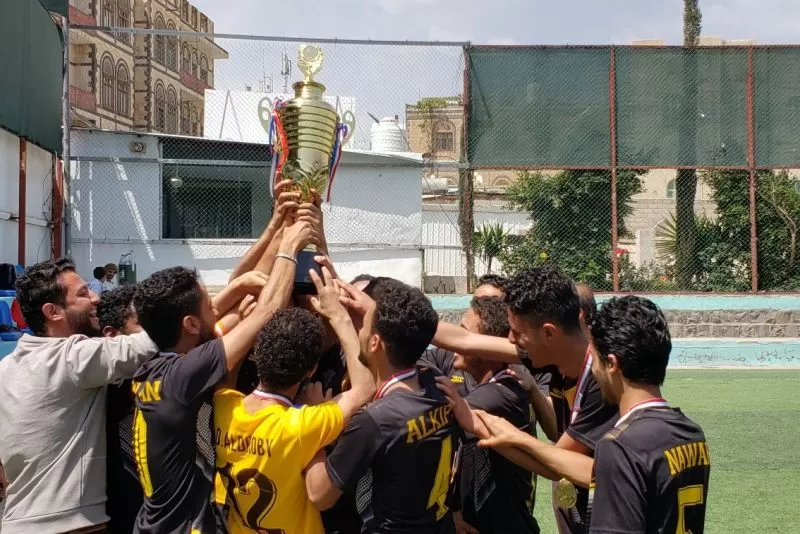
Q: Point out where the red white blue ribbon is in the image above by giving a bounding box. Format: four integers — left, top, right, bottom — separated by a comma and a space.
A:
570, 348, 594, 424
252, 389, 294, 408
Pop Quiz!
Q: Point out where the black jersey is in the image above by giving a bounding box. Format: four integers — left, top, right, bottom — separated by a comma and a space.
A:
588, 407, 710, 534
132, 339, 228, 534
460, 371, 540, 534
325, 369, 459, 534
419, 347, 477, 397
106, 379, 143, 534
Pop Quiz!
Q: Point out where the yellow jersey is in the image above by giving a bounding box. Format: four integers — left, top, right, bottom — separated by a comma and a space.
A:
213, 388, 344, 534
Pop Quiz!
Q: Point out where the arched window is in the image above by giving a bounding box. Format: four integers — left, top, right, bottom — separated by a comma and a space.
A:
492, 175, 511, 188
666, 179, 676, 199
180, 103, 189, 134
200, 55, 209, 85
166, 21, 178, 70
101, 55, 116, 111
191, 108, 199, 136
116, 62, 130, 116
101, 0, 114, 27
154, 14, 165, 64
191, 50, 198, 78
181, 43, 191, 73
154, 83, 166, 130
116, 0, 130, 43
166, 87, 178, 133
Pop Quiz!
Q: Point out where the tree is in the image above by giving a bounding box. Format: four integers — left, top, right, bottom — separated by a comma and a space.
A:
700, 170, 800, 290
499, 170, 643, 290
675, 0, 703, 288
473, 223, 510, 274
674, 0, 703, 289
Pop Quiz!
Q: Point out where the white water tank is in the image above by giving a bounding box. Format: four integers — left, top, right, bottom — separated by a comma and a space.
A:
370, 116, 406, 153
422, 174, 448, 193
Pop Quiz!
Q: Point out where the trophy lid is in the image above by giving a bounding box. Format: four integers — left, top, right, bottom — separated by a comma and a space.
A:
298, 44, 324, 84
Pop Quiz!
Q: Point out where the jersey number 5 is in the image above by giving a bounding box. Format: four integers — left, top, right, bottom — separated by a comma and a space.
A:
676, 484, 704, 534
426, 435, 453, 521
219, 462, 285, 534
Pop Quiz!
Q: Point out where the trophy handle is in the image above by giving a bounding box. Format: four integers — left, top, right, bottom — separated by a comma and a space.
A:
341, 110, 356, 144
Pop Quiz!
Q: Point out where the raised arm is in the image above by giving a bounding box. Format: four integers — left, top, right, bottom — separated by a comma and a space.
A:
229, 179, 300, 281
220, 220, 318, 372
307, 267, 375, 423
433, 321, 520, 364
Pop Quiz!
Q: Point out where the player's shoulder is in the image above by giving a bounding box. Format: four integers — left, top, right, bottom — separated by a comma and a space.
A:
603, 408, 704, 447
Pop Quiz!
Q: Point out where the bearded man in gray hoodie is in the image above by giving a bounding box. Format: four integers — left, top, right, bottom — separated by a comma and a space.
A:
0, 258, 158, 534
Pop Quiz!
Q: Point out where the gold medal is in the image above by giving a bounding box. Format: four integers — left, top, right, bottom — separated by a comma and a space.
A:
555, 478, 578, 510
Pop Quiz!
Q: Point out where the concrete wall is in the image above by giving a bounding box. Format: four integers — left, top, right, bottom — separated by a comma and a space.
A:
68, 130, 424, 287
0, 128, 55, 266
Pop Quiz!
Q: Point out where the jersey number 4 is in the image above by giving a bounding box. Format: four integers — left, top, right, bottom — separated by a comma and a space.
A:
677, 484, 704, 534
218, 462, 286, 534
426, 435, 453, 521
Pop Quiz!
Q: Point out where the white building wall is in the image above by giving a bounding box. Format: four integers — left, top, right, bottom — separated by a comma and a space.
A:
0, 128, 55, 267
68, 130, 423, 287
422, 205, 530, 278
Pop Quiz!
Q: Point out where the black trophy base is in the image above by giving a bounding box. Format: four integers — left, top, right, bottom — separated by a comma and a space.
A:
293, 249, 320, 295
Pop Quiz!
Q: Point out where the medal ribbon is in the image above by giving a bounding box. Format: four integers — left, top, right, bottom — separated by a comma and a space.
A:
375, 368, 417, 400
569, 348, 594, 424
251, 389, 295, 408
615, 398, 669, 428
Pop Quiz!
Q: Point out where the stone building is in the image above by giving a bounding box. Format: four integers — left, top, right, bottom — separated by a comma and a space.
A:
68, 0, 227, 134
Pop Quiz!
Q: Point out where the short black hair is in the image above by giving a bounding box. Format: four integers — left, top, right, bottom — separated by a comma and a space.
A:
470, 296, 509, 337
350, 274, 375, 285
134, 266, 204, 349
576, 283, 597, 326
15, 257, 76, 335
255, 308, 324, 390
477, 274, 507, 291
504, 265, 581, 333
93, 266, 106, 280
590, 296, 672, 386
362, 276, 392, 298
98, 284, 137, 331
371, 278, 438, 369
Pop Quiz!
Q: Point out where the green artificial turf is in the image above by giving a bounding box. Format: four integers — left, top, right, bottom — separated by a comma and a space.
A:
531, 370, 800, 534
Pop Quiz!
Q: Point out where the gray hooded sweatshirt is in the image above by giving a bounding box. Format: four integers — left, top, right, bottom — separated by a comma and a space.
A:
0, 332, 157, 534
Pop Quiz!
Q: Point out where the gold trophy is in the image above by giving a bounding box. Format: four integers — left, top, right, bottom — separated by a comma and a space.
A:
269, 44, 352, 293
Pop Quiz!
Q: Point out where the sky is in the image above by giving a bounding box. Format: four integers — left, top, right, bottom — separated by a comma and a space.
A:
191, 0, 800, 150
189, 0, 800, 45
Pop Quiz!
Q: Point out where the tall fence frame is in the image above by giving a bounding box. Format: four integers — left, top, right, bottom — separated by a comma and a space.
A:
60, 19, 800, 292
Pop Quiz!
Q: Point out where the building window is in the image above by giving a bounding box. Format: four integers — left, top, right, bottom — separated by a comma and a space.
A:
154, 15, 166, 64
191, 108, 200, 136
200, 16, 208, 32
181, 103, 190, 134
101, 55, 115, 111
200, 55, 208, 85
434, 130, 454, 152
181, 43, 190, 73
167, 87, 178, 133
191, 50, 198, 78
162, 165, 264, 239
181, 1, 189, 20
116, 62, 130, 116
166, 22, 178, 70
191, 7, 197, 29
667, 179, 676, 199
154, 84, 166, 130
116, 0, 130, 44
101, 0, 114, 28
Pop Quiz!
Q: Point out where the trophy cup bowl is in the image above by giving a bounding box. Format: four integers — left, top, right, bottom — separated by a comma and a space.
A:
275, 44, 342, 294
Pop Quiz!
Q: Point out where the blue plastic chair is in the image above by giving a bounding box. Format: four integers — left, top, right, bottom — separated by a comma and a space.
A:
0, 301, 13, 327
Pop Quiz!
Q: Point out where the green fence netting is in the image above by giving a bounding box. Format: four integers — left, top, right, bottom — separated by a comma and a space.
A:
754, 48, 800, 167
615, 47, 748, 167
467, 46, 611, 168
0, 0, 64, 154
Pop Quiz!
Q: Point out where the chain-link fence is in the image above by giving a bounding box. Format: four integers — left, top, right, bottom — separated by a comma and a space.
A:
62, 13, 800, 292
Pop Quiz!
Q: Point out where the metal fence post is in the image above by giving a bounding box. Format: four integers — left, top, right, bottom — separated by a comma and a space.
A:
610, 46, 620, 292
746, 46, 759, 292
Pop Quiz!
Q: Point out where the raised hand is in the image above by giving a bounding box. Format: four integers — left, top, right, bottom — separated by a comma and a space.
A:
309, 267, 348, 322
